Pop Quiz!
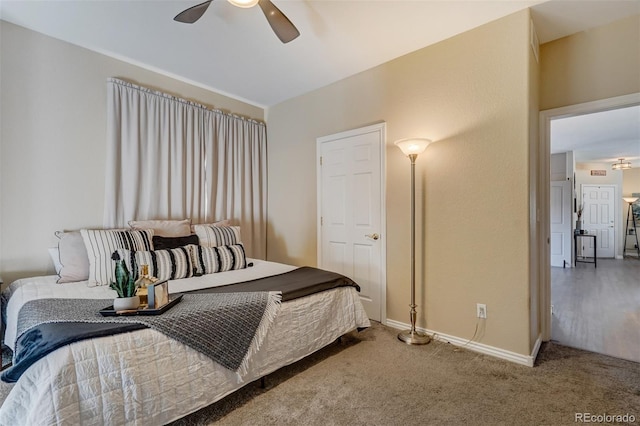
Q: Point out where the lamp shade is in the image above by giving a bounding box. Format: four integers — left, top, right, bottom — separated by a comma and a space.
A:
394, 138, 432, 157
623, 197, 639, 204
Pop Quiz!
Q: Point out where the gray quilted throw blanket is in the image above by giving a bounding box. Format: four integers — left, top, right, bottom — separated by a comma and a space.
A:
10, 292, 281, 381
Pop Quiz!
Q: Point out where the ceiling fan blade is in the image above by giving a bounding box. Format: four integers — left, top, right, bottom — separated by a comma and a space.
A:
258, 0, 300, 43
174, 0, 213, 24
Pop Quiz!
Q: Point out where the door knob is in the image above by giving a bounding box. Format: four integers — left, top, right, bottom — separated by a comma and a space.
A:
365, 233, 380, 240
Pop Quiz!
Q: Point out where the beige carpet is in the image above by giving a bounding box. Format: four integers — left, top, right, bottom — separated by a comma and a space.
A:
172, 322, 639, 425
2, 322, 639, 425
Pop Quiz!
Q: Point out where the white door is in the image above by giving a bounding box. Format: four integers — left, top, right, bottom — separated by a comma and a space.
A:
317, 123, 385, 321
550, 180, 572, 267
581, 184, 616, 258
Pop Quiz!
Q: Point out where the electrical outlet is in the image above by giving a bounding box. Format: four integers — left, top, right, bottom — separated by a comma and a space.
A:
477, 303, 487, 319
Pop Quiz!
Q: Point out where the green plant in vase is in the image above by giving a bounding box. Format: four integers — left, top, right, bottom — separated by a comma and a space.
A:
110, 252, 137, 298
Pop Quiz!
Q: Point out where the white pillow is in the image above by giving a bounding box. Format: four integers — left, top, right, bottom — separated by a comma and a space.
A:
193, 225, 241, 247
81, 229, 154, 286
48, 247, 63, 275
129, 218, 191, 237
55, 230, 90, 283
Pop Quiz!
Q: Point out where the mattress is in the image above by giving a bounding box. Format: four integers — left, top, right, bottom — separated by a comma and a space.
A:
0, 260, 370, 425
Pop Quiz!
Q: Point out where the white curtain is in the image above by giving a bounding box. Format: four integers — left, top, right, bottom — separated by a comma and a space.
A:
104, 78, 267, 259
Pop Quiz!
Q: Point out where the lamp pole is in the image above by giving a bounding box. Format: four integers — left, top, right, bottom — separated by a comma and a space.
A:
395, 139, 431, 345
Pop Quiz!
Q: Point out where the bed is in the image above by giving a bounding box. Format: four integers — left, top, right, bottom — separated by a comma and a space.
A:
0, 259, 370, 425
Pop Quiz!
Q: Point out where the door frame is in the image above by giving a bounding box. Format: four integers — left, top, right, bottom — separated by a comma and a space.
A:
539, 93, 640, 340
316, 122, 387, 324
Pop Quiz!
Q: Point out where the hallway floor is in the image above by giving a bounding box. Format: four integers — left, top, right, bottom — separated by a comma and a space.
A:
551, 258, 640, 363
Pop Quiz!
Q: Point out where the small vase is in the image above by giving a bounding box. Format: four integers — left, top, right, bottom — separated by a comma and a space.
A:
576, 220, 582, 233
113, 295, 140, 311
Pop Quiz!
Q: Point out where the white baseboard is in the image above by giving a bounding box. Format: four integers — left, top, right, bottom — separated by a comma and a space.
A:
386, 319, 542, 367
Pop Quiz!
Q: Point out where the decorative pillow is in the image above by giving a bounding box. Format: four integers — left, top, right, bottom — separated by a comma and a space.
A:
129, 218, 191, 237
190, 219, 230, 234
81, 229, 154, 286
193, 224, 241, 247
55, 230, 90, 283
192, 243, 247, 275
48, 248, 63, 275
152, 234, 199, 251
118, 245, 195, 281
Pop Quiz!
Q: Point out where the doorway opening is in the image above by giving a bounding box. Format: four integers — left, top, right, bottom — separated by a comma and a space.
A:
540, 93, 640, 363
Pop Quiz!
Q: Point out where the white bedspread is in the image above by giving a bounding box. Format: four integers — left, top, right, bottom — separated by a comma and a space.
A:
0, 260, 370, 425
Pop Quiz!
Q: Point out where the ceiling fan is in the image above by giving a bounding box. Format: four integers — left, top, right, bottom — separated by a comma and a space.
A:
174, 0, 300, 44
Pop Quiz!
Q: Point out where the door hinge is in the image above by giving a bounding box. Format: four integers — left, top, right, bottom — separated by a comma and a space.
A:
321, 216, 323, 226
320, 156, 323, 166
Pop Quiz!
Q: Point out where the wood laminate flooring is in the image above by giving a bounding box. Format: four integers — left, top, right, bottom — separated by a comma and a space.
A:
551, 258, 640, 363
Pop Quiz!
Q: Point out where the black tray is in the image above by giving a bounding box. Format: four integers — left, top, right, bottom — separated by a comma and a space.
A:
100, 294, 183, 316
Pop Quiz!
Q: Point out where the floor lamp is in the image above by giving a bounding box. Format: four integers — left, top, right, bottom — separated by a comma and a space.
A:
395, 138, 432, 345
623, 197, 639, 258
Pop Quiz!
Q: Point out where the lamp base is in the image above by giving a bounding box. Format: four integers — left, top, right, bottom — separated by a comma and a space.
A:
397, 329, 431, 345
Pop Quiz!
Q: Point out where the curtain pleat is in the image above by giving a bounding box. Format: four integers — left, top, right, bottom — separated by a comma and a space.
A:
105, 78, 266, 258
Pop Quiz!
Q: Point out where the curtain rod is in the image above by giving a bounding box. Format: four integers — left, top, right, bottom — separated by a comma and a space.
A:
107, 77, 265, 126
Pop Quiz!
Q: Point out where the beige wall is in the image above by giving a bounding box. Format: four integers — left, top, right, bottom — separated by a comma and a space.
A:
267, 10, 536, 356
0, 21, 264, 285
540, 14, 640, 110
622, 168, 640, 197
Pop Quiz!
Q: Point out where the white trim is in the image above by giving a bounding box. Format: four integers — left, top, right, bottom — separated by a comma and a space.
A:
386, 319, 542, 367
541, 93, 640, 119
316, 122, 387, 324
539, 92, 640, 341
380, 125, 388, 325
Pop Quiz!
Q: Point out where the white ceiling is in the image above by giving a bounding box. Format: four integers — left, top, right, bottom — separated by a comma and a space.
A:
1, 0, 638, 108
551, 105, 640, 167
2, 1, 639, 166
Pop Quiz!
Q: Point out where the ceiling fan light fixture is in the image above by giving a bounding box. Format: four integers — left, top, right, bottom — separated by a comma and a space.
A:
612, 158, 632, 170
228, 0, 259, 8
176, 0, 299, 44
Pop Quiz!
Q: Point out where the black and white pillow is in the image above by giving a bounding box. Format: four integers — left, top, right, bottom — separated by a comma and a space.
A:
193, 225, 241, 247
81, 229, 154, 286
118, 245, 196, 282
192, 243, 247, 275
152, 234, 199, 251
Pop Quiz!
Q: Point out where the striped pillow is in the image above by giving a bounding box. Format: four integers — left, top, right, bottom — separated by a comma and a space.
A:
118, 245, 196, 282
192, 244, 247, 275
193, 225, 241, 247
81, 229, 154, 286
